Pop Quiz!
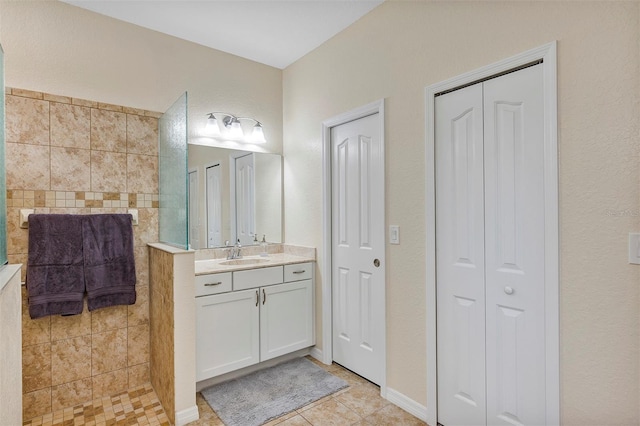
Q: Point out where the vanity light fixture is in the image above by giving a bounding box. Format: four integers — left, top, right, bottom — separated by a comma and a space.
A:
204, 112, 267, 144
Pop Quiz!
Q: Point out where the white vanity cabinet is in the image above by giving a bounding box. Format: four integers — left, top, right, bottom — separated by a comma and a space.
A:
195, 262, 314, 382
196, 287, 260, 380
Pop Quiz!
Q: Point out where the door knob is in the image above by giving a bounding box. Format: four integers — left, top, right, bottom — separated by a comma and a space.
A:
373, 259, 380, 267
504, 286, 514, 295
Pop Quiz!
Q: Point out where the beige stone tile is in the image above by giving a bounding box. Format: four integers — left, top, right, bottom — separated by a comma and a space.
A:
91, 305, 128, 333
127, 363, 150, 388
72, 98, 98, 108
50, 147, 91, 191
11, 88, 44, 99
92, 328, 128, 375
127, 324, 150, 366
296, 394, 336, 413
7, 207, 28, 255
263, 411, 299, 426
92, 368, 128, 399
5, 142, 50, 189
134, 246, 150, 286
123, 107, 146, 116
90, 151, 127, 192
51, 335, 92, 386
128, 285, 149, 327
22, 287, 51, 346
298, 399, 361, 425
23, 387, 52, 420
6, 95, 49, 144
334, 383, 389, 418
332, 368, 373, 388
97, 102, 124, 113
144, 110, 163, 119
50, 307, 91, 341
275, 415, 313, 426
91, 109, 126, 152
23, 343, 52, 393
127, 115, 158, 155
127, 154, 158, 194
50, 103, 90, 149
134, 209, 159, 247
51, 377, 93, 412
364, 403, 427, 426
43, 93, 71, 104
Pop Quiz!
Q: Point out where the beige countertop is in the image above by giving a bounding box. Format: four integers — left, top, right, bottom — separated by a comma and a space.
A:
195, 253, 315, 275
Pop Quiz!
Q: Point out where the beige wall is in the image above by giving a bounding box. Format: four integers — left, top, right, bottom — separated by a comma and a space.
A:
283, 1, 640, 424
0, 0, 283, 155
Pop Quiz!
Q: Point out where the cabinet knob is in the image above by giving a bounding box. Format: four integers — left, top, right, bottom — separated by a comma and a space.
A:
373, 259, 380, 267
504, 286, 514, 295
293, 270, 306, 274
204, 282, 222, 287
255, 290, 259, 307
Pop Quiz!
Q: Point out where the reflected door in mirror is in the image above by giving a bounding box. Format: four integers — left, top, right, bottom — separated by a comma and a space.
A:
235, 154, 255, 245
207, 164, 223, 247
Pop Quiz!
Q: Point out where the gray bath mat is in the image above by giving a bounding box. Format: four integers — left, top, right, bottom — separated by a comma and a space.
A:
200, 357, 349, 426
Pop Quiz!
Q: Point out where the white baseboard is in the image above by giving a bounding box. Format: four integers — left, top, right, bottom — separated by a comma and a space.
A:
385, 387, 428, 422
175, 405, 199, 426
309, 347, 326, 364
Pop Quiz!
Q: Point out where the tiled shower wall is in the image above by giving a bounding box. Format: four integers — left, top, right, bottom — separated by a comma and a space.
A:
4, 88, 160, 420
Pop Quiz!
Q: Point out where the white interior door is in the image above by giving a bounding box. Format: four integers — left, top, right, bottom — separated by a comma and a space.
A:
235, 153, 255, 246
188, 169, 200, 249
206, 164, 222, 248
436, 82, 487, 425
483, 65, 546, 426
436, 64, 546, 425
331, 113, 385, 385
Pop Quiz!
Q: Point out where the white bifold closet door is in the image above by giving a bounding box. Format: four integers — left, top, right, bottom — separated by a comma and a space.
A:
436, 64, 546, 426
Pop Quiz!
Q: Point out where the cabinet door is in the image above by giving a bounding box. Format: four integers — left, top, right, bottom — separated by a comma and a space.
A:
196, 289, 260, 381
260, 280, 314, 361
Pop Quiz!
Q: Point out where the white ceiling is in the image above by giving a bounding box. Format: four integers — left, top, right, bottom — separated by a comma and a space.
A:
61, 0, 383, 69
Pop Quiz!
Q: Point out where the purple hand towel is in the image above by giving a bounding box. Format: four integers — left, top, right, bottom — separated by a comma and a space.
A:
82, 214, 136, 311
26, 214, 85, 319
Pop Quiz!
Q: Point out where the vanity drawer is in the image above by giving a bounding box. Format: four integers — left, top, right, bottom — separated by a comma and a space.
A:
284, 262, 313, 282
233, 266, 283, 291
196, 272, 232, 297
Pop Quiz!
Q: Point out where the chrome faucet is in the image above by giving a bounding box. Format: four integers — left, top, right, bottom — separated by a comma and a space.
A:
226, 239, 243, 260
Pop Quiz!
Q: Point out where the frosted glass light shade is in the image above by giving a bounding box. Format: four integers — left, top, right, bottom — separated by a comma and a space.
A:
250, 123, 266, 143
228, 119, 244, 139
205, 115, 221, 137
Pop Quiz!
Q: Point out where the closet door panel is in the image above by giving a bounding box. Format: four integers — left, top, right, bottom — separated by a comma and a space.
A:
436, 82, 486, 426
483, 64, 546, 425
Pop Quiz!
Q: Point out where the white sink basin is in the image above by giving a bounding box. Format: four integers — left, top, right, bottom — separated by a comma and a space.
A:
219, 258, 270, 266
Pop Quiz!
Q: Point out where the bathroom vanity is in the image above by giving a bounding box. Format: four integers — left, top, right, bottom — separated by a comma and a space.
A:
194, 252, 315, 382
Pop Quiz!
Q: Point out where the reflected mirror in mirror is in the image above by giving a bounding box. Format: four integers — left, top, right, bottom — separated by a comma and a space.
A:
188, 144, 282, 249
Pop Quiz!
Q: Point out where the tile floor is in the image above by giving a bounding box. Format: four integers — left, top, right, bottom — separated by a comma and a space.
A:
188, 357, 426, 426
24, 357, 426, 426
23, 383, 170, 426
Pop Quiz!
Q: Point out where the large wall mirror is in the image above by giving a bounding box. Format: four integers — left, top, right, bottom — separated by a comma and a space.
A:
188, 144, 282, 249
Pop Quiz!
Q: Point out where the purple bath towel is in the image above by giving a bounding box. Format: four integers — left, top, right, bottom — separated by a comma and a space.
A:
82, 214, 136, 311
26, 214, 85, 319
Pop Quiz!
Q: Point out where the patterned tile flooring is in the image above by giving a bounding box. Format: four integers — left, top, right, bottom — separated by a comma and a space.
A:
23, 383, 170, 426
24, 357, 426, 426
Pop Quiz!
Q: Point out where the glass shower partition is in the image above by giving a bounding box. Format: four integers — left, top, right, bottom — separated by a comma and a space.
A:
158, 92, 189, 249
